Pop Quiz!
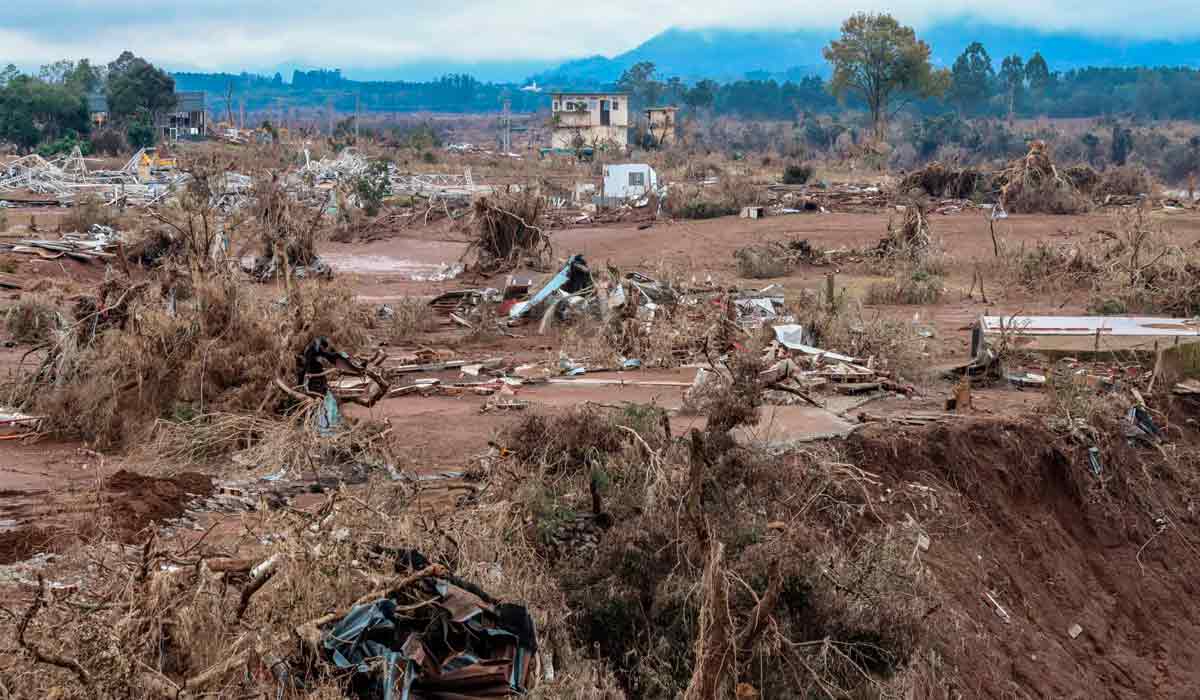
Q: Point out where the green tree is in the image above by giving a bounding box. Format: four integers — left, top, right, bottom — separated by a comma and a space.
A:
0, 65, 20, 87
823, 13, 944, 140
126, 109, 156, 149
999, 55, 1025, 120
617, 61, 662, 108
0, 74, 89, 152
684, 79, 717, 111
949, 42, 995, 115
1111, 124, 1133, 166
106, 51, 176, 123
65, 59, 103, 95
1081, 132, 1101, 164
1025, 53, 1051, 94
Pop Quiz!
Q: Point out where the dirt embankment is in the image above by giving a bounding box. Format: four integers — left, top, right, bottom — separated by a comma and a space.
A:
850, 417, 1200, 698
0, 469, 214, 565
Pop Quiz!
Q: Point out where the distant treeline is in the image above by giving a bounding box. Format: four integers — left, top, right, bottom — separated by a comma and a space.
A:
172, 71, 543, 114
169, 60, 1200, 122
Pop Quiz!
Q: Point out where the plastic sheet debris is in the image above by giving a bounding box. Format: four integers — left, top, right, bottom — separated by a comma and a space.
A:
772, 325, 859, 364
318, 554, 538, 700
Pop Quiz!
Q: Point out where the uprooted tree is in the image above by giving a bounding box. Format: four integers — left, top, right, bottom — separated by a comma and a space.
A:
464, 190, 551, 273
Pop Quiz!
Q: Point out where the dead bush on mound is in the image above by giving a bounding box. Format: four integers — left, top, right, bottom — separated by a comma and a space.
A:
59, 194, 119, 233
866, 265, 944, 305
4, 294, 63, 344
380, 296, 438, 344
7, 274, 370, 449
248, 172, 329, 279
465, 191, 551, 273
734, 240, 818, 279
998, 239, 1103, 294
997, 140, 1091, 214
1095, 164, 1154, 199
899, 162, 986, 199
497, 347, 933, 699
1088, 209, 1200, 316
665, 179, 756, 220
878, 200, 932, 258
1064, 163, 1101, 194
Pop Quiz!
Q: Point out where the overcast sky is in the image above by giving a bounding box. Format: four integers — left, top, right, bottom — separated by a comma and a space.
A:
3, 1, 1199, 75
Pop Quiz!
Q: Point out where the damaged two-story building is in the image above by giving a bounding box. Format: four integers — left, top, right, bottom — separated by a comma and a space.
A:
550, 92, 630, 150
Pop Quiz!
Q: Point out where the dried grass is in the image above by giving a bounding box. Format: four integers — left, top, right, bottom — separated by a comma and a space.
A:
4, 294, 63, 344
7, 275, 370, 449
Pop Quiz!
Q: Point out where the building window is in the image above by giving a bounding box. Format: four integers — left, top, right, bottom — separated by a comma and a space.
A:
612, 100, 620, 110
553, 100, 559, 111
629, 171, 645, 187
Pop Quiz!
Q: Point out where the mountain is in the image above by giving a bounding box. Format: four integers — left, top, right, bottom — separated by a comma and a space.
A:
532, 27, 828, 87
531, 20, 1200, 87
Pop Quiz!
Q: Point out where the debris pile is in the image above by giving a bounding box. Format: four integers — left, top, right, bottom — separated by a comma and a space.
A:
0, 224, 121, 263
0, 147, 184, 207
307, 552, 538, 699
996, 140, 1089, 214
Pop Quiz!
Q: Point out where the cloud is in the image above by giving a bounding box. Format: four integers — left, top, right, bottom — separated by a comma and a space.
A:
3, 0, 1200, 75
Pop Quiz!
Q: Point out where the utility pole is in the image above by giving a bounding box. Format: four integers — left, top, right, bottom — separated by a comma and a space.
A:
239, 97, 245, 130
500, 98, 512, 153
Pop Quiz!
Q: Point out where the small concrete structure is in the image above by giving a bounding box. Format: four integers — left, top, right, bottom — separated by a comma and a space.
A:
550, 92, 629, 149
602, 163, 657, 201
645, 106, 679, 147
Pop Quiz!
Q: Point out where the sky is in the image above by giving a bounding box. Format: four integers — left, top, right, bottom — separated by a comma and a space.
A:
3, 0, 1200, 77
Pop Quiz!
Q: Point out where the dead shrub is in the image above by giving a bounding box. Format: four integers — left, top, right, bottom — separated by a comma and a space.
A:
1095, 164, 1153, 199
9, 275, 369, 449
248, 172, 328, 279
4, 295, 62, 344
734, 245, 791, 279
865, 265, 944, 305
899, 162, 986, 199
1064, 163, 1101, 194
879, 200, 931, 258
59, 195, 118, 233
665, 179, 756, 220
1087, 209, 1200, 316
999, 239, 1102, 293
380, 297, 437, 344
504, 390, 929, 699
